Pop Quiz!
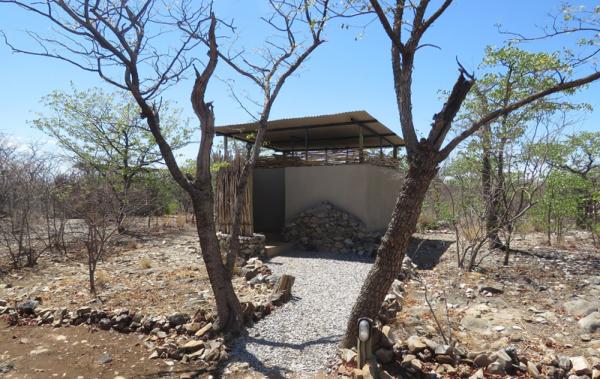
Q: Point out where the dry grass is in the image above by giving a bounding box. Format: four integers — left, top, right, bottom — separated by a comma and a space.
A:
460, 223, 483, 242
139, 256, 152, 269
175, 214, 187, 229
95, 269, 110, 288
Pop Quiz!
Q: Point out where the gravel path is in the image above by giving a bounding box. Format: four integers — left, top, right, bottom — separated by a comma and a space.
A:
230, 250, 373, 378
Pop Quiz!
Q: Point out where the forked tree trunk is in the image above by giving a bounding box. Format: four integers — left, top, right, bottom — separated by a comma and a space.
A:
342, 148, 438, 347
185, 17, 243, 333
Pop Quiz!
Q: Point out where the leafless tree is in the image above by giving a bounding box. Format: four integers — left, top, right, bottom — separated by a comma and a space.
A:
0, 144, 52, 268
67, 173, 120, 294
341, 0, 600, 347
174, 0, 330, 277
1, 0, 330, 333
0, 0, 242, 330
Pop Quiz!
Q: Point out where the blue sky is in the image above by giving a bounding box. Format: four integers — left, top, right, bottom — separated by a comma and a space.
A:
0, 1, 598, 158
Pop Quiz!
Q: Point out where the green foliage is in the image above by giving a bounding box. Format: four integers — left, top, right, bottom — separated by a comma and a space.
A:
32, 85, 190, 182
210, 161, 231, 173
32, 85, 191, 222
533, 170, 590, 240
545, 131, 600, 174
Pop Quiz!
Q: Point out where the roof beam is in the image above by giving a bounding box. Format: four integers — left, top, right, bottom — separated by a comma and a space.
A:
215, 119, 379, 136
351, 117, 396, 147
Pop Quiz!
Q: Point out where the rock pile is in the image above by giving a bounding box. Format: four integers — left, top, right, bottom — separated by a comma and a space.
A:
217, 232, 266, 259
336, 329, 600, 379
283, 201, 381, 255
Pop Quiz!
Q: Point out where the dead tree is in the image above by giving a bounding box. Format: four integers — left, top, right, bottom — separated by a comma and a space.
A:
341, 0, 600, 347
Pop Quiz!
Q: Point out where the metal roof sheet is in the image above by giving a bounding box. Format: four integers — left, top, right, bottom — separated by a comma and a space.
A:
215, 110, 404, 152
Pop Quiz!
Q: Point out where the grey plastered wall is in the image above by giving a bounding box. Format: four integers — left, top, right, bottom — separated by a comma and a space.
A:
253, 168, 285, 233
284, 164, 402, 231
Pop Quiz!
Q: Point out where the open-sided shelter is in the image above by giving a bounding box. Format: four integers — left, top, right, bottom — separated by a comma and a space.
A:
215, 110, 404, 235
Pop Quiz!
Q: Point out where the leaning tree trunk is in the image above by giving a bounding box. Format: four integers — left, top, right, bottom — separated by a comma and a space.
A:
342, 149, 438, 347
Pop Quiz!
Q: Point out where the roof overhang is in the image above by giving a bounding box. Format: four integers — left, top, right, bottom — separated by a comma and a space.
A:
215, 110, 404, 152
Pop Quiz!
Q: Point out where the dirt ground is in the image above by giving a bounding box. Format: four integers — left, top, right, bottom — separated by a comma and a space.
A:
1, 224, 599, 378
0, 323, 217, 378
0, 221, 271, 379
0, 224, 265, 317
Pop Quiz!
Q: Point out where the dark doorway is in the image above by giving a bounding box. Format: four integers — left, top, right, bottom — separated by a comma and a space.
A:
253, 168, 285, 233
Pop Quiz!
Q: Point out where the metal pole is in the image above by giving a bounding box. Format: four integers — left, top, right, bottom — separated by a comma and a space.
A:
356, 318, 373, 369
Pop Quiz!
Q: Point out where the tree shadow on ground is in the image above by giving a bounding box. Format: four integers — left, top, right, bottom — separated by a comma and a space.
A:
227, 333, 342, 379
265, 249, 374, 264
406, 237, 452, 270
267, 237, 452, 269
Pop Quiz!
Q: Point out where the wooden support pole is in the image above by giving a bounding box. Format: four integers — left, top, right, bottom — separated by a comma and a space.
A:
304, 128, 309, 160
379, 136, 383, 158
393, 145, 398, 159
325, 148, 328, 163
358, 125, 364, 163
224, 136, 229, 160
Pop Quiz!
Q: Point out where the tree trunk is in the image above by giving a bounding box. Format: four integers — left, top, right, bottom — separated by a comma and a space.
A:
226, 121, 269, 278
342, 150, 438, 347
88, 253, 96, 295
480, 125, 502, 250
192, 194, 243, 333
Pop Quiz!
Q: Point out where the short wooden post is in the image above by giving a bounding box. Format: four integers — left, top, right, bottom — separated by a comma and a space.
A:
270, 274, 295, 305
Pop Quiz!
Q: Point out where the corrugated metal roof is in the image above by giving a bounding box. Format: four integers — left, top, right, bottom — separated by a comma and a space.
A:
215, 110, 404, 152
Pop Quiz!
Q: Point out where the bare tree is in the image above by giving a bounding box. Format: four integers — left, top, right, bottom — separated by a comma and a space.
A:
1, 0, 330, 333
0, 0, 245, 330
174, 0, 330, 277
67, 172, 120, 294
341, 0, 600, 347
0, 144, 52, 268
211, 0, 329, 278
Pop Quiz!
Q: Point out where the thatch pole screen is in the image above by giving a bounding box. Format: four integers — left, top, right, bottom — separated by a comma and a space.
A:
215, 159, 253, 236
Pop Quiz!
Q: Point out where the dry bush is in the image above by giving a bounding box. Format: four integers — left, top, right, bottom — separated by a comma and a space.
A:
175, 214, 186, 229
514, 220, 537, 236
417, 212, 436, 232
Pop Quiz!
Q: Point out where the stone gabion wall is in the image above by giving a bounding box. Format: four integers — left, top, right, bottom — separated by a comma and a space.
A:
283, 201, 381, 255
216, 232, 266, 259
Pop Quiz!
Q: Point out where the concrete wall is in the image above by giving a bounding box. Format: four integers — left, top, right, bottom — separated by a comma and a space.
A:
284, 164, 402, 231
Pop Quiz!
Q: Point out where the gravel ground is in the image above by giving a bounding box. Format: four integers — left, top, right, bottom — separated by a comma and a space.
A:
229, 250, 373, 378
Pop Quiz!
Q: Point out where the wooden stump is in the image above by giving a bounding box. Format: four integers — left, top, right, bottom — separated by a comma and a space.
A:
270, 274, 295, 306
